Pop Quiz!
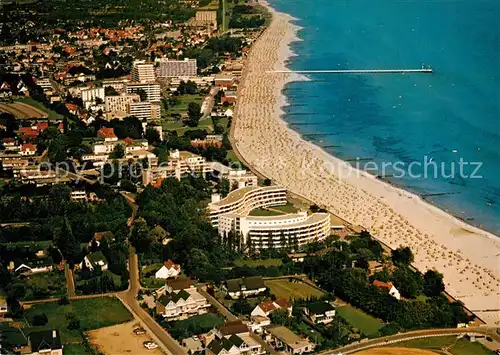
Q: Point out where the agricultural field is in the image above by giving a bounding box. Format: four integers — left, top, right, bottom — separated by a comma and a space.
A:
393, 336, 496, 355
24, 296, 133, 343
264, 279, 324, 300
233, 258, 283, 268
335, 304, 384, 336
357, 348, 438, 355
0, 101, 48, 119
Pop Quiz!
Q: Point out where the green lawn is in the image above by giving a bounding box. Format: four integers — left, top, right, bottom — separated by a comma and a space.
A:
395, 336, 495, 355
168, 314, 224, 339
22, 271, 67, 301
335, 304, 384, 336
225, 150, 242, 164
166, 94, 204, 115
450, 339, 495, 355
233, 258, 283, 268
24, 297, 132, 343
296, 322, 324, 344
63, 343, 92, 355
0, 240, 52, 248
248, 208, 284, 217
17, 97, 64, 120
264, 279, 324, 300
271, 203, 299, 214
161, 117, 213, 135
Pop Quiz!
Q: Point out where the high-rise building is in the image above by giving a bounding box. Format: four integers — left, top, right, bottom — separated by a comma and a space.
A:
131, 60, 156, 82
155, 58, 198, 78
104, 93, 140, 113
82, 87, 105, 109
128, 101, 161, 120
126, 82, 161, 102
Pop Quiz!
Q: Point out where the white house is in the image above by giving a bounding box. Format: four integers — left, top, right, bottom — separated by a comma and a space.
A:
155, 288, 210, 321
155, 259, 181, 279
373, 280, 401, 300
303, 301, 336, 325
251, 298, 292, 318
28, 329, 63, 355
14, 260, 53, 274
83, 251, 108, 272
225, 277, 267, 299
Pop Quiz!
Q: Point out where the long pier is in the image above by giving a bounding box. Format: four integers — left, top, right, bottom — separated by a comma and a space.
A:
271, 68, 433, 74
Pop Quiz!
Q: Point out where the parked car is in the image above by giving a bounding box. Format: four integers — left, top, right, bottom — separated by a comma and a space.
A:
134, 327, 146, 335
143, 341, 158, 350
192, 335, 199, 341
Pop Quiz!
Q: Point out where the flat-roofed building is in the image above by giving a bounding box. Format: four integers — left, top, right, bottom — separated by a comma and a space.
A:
219, 212, 331, 250
82, 87, 105, 109
126, 82, 161, 102
131, 60, 156, 82
128, 101, 160, 120
195, 11, 218, 29
264, 325, 315, 354
105, 93, 140, 113
208, 186, 287, 226
155, 58, 197, 78
208, 186, 330, 250
141, 150, 212, 185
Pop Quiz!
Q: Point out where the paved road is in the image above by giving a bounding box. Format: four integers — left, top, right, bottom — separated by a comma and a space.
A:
320, 327, 500, 355
118, 247, 186, 355
197, 286, 238, 321
64, 261, 76, 298
116, 194, 185, 355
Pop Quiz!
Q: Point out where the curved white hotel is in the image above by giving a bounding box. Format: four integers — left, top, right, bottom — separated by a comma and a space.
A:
208, 186, 331, 250
208, 186, 287, 227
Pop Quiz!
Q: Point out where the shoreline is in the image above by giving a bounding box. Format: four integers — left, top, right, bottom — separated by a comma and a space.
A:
232, 1, 500, 324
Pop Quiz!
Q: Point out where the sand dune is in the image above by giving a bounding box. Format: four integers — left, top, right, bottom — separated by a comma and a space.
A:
233, 3, 500, 324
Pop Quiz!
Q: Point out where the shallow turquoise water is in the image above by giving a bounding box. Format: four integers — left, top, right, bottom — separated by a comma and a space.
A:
269, 0, 500, 234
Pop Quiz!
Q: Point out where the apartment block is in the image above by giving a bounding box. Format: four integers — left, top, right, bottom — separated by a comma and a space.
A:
128, 101, 160, 120
126, 82, 161, 102
155, 58, 197, 78
131, 60, 156, 82
104, 93, 140, 113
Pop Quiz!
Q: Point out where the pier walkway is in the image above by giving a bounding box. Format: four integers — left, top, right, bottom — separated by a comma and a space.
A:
271, 68, 433, 74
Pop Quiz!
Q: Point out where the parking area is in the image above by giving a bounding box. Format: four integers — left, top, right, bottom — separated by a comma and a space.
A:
87, 320, 164, 354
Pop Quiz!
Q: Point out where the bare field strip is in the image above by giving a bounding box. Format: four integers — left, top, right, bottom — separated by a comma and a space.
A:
0, 102, 48, 118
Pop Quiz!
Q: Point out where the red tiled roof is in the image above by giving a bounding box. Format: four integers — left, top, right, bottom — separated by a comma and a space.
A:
19, 127, 33, 133
65, 103, 78, 112
36, 122, 49, 132
373, 280, 393, 290
258, 300, 278, 313
2, 138, 16, 143
97, 127, 116, 139
21, 143, 36, 152
275, 298, 291, 309
164, 259, 180, 270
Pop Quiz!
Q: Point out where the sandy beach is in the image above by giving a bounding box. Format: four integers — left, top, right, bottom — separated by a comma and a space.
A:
233, 2, 500, 324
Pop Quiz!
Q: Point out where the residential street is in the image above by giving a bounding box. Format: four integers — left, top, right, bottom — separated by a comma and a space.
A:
118, 193, 186, 355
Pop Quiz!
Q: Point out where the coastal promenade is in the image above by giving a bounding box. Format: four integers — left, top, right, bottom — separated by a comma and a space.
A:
232, 1, 500, 325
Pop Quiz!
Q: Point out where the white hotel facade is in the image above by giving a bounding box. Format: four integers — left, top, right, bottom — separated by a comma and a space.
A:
208, 186, 331, 250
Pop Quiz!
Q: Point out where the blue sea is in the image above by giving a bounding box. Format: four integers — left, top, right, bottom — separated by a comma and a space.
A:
269, 0, 500, 234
